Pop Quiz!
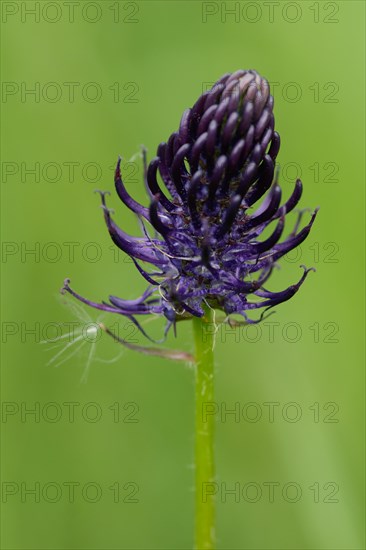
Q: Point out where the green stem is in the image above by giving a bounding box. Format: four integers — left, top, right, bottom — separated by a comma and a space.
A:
193, 306, 215, 550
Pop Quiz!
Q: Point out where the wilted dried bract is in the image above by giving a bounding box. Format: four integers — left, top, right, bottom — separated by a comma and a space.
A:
63, 69, 318, 341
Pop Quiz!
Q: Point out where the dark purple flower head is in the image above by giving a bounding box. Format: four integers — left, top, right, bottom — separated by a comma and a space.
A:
63, 69, 318, 341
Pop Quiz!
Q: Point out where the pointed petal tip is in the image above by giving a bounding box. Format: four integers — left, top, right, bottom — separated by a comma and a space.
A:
115, 157, 122, 176
61, 278, 71, 294
310, 208, 319, 224
300, 264, 316, 275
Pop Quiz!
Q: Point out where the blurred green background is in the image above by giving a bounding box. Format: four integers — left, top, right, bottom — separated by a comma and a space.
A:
1, 1, 365, 548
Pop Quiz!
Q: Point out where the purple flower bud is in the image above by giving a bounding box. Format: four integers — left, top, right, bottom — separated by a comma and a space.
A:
63, 70, 318, 341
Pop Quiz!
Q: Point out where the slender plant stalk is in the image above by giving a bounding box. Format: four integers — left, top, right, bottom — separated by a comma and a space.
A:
193, 306, 215, 549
